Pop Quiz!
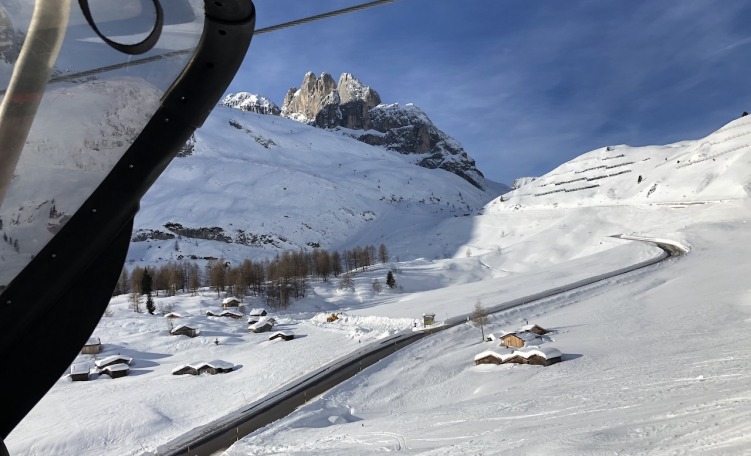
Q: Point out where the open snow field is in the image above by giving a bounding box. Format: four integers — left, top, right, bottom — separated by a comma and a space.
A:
224, 200, 751, 456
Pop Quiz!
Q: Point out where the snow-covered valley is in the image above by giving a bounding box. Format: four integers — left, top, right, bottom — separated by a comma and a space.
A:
6, 110, 751, 455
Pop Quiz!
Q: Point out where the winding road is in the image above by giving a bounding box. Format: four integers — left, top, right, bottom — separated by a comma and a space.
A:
156, 236, 687, 456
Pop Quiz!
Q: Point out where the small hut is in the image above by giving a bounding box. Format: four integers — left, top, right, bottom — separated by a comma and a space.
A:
171, 324, 199, 338
164, 312, 181, 319
102, 363, 129, 379
172, 365, 198, 376
198, 360, 234, 375
520, 323, 548, 335
206, 310, 218, 317
69, 362, 91, 381
518, 347, 562, 366
485, 333, 496, 342
173, 360, 234, 376
222, 297, 241, 308
249, 320, 273, 333
81, 336, 101, 355
219, 310, 243, 319
248, 308, 268, 317
269, 331, 294, 341
423, 313, 435, 326
247, 316, 260, 325
500, 331, 543, 349
473, 350, 516, 365
95, 355, 133, 369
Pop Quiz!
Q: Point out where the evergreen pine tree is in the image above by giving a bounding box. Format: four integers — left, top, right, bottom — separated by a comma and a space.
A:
142, 269, 155, 315
386, 271, 396, 289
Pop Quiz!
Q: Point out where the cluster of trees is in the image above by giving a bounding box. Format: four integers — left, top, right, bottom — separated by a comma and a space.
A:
116, 243, 391, 310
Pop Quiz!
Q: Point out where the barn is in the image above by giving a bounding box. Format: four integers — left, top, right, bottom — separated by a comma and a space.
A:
69, 362, 91, 381
171, 365, 198, 376
102, 363, 129, 379
81, 336, 101, 354
94, 355, 133, 369
222, 297, 241, 308
171, 325, 199, 337
269, 331, 294, 341
500, 331, 543, 348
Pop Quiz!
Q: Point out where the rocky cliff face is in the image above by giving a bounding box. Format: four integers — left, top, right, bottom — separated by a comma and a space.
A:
221, 92, 281, 115
280, 72, 486, 189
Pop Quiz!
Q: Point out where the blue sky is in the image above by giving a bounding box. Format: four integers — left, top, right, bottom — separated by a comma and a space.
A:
227, 0, 751, 185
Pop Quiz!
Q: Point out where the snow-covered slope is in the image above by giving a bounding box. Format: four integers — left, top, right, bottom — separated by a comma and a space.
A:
128, 105, 501, 266
497, 116, 751, 207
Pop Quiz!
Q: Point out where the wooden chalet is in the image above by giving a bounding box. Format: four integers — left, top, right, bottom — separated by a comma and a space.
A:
269, 331, 294, 341
81, 336, 101, 354
248, 308, 268, 317
69, 362, 91, 381
222, 297, 241, 308
520, 323, 549, 335
171, 365, 198, 376
500, 331, 543, 348
102, 363, 129, 379
94, 355, 133, 369
171, 324, 199, 338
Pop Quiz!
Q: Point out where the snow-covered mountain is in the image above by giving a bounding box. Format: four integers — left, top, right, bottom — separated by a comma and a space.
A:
222, 72, 490, 190
128, 103, 506, 266
219, 92, 280, 116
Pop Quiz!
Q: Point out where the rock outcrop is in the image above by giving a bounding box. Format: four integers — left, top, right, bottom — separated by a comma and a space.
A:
221, 92, 281, 116
281, 72, 486, 189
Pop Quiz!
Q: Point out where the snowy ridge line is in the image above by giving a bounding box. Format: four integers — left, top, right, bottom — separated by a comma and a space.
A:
713, 118, 751, 135
155, 237, 683, 455
657, 130, 751, 168
676, 143, 750, 169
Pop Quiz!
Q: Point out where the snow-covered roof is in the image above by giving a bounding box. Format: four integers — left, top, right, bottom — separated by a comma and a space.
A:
164, 312, 181, 318
222, 297, 240, 304
173, 360, 234, 372
248, 319, 273, 330
85, 337, 100, 346
70, 362, 91, 375
516, 347, 562, 360
205, 360, 234, 370
103, 363, 129, 372
473, 350, 516, 362
485, 333, 496, 341
220, 310, 242, 317
95, 355, 133, 368
249, 308, 267, 316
